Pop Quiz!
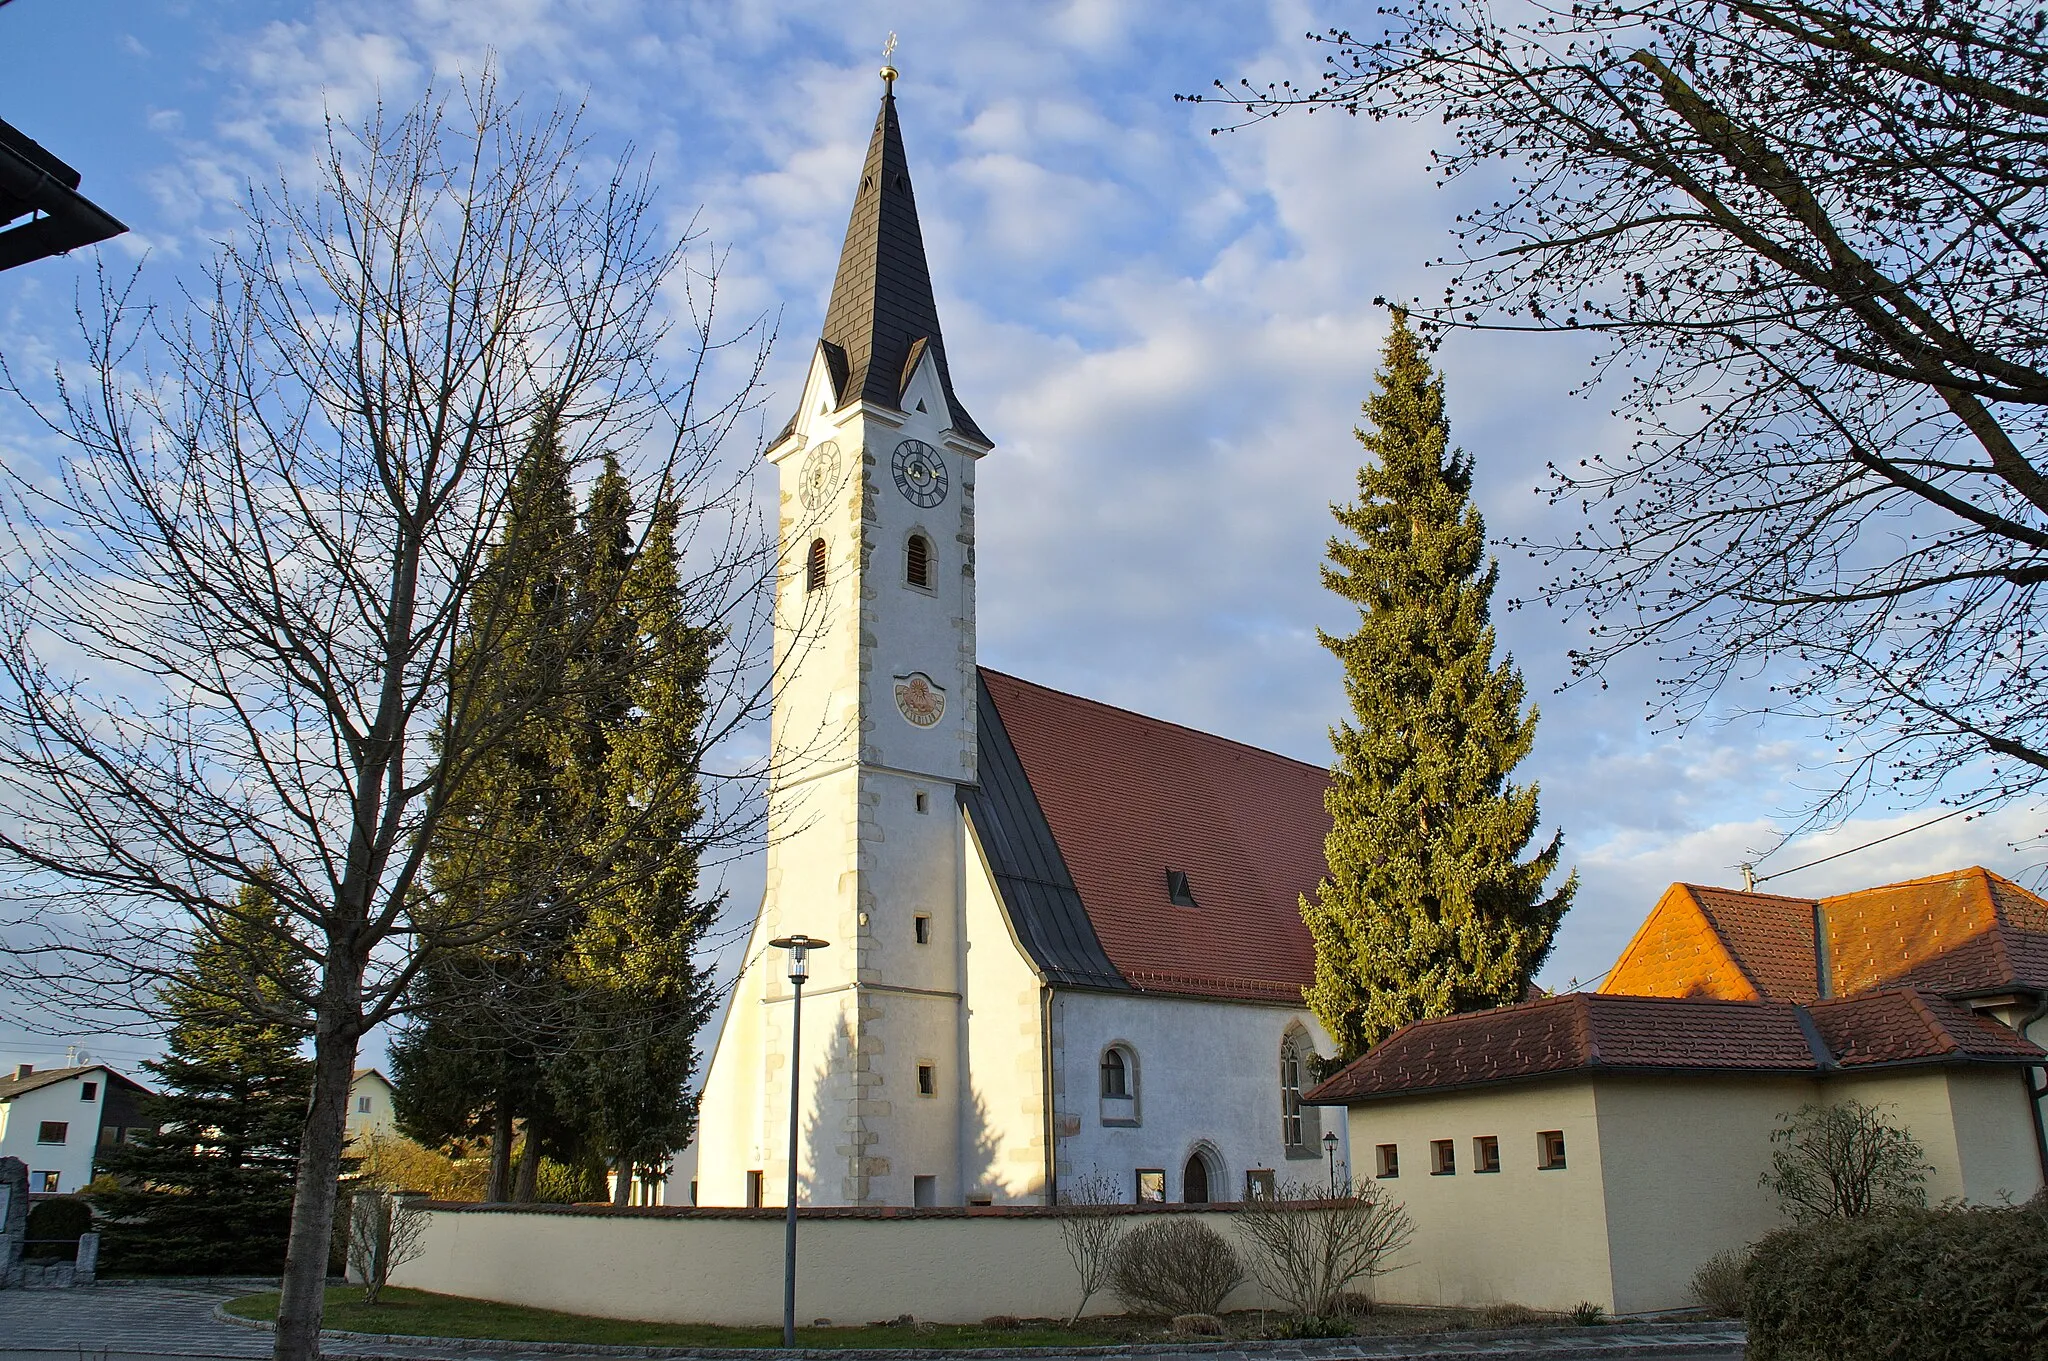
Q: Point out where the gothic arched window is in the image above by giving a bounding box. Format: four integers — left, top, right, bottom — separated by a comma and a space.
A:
806, 537, 827, 593
1279, 1033, 1307, 1148
905, 533, 931, 589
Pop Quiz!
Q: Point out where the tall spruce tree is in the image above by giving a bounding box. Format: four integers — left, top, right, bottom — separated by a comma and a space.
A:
549, 463, 718, 1205
1304, 313, 1575, 1057
92, 884, 313, 1273
392, 416, 582, 1201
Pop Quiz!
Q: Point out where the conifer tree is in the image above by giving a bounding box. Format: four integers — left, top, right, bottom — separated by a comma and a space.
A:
549, 465, 718, 1205
393, 416, 582, 1200
92, 884, 313, 1273
1304, 313, 1575, 1057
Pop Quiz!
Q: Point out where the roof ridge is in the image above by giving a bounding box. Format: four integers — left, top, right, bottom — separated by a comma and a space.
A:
1895, 988, 1962, 1055
978, 667, 1329, 775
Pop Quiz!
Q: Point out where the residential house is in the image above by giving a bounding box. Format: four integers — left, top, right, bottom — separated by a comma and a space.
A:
347, 1068, 397, 1147
0, 1063, 151, 1194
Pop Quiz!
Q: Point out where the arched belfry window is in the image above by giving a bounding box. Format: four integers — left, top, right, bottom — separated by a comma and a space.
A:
905, 533, 931, 590
805, 538, 827, 593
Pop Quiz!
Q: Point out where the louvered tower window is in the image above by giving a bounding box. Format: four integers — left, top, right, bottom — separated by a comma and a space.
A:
906, 533, 930, 589
806, 537, 827, 593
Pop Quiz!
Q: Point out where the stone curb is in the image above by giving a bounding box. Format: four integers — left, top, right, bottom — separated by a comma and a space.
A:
211, 1304, 1742, 1361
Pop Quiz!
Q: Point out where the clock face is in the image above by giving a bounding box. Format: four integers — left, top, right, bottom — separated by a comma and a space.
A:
891, 439, 949, 509
799, 441, 841, 512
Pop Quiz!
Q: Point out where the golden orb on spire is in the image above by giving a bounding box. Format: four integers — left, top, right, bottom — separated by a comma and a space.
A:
880, 31, 899, 88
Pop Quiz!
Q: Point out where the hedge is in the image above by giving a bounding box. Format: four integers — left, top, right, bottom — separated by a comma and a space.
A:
1745, 1197, 2048, 1361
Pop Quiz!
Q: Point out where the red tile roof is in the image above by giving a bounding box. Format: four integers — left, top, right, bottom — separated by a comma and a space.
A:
980, 669, 1329, 1004
1305, 988, 2044, 1104
1602, 867, 2048, 1003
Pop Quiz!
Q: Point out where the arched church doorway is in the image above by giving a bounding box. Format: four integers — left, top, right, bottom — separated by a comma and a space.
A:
1183, 1148, 1213, 1203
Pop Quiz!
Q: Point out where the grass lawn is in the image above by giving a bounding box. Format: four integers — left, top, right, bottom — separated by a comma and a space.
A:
224, 1288, 1131, 1349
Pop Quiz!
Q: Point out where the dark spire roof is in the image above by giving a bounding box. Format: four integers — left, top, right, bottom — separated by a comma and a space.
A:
804, 88, 987, 446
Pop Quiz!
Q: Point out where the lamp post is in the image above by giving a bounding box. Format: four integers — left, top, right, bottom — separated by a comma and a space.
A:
769, 934, 828, 1349
1322, 1130, 1340, 1194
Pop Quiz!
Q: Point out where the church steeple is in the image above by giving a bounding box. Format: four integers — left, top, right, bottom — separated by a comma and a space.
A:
810, 83, 986, 446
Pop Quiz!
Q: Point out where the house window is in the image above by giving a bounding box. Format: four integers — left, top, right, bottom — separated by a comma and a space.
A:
357, 1095, 372, 1114
1135, 1168, 1165, 1203
1474, 1136, 1501, 1173
805, 537, 827, 593
906, 534, 931, 589
913, 1174, 938, 1207
1244, 1169, 1276, 1199
1101, 1047, 1130, 1099
80, 1082, 98, 1101
746, 1170, 765, 1207
914, 914, 931, 945
1375, 1143, 1400, 1178
1539, 1130, 1567, 1170
37, 1121, 67, 1144
35, 1171, 58, 1193
917, 1062, 937, 1097
1430, 1139, 1456, 1175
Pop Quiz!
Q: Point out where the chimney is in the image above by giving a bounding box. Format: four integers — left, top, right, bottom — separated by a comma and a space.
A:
1813, 905, 1834, 999
13, 1063, 31, 1079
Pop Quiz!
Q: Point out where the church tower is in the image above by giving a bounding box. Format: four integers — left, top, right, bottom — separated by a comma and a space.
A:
692, 69, 994, 1208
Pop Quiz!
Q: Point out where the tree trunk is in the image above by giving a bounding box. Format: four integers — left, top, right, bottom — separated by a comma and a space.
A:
486, 1102, 513, 1203
611, 1158, 632, 1208
513, 1126, 541, 1203
273, 1018, 360, 1361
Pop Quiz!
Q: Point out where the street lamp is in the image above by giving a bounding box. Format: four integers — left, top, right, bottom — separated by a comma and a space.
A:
769, 934, 828, 1349
1322, 1130, 1340, 1194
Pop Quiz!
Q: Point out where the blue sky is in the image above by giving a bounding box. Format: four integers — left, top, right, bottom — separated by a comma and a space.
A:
1, 0, 2037, 1076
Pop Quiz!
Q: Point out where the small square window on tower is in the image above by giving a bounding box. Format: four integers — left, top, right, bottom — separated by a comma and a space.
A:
1474, 1135, 1501, 1173
1165, 868, 1197, 908
917, 1062, 937, 1097
1539, 1130, 1568, 1170
913, 1174, 938, 1208
914, 914, 931, 945
1375, 1143, 1400, 1178
914, 790, 929, 814
1430, 1139, 1456, 1175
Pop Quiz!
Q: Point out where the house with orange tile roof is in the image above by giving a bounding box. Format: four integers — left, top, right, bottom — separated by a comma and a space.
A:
683, 82, 1344, 1211
1306, 868, 2048, 1314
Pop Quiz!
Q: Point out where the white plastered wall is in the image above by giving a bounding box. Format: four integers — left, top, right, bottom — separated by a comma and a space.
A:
1053, 991, 1346, 1206
960, 816, 1050, 1203
0, 1072, 105, 1193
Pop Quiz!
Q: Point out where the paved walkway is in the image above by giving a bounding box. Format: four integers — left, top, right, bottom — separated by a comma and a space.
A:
0, 1285, 1743, 1361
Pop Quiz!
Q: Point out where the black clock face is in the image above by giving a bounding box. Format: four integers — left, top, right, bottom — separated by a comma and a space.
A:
892, 439, 949, 508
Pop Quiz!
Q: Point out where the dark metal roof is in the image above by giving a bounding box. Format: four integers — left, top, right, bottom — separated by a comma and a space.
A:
961, 672, 1128, 992
0, 116, 126, 272
795, 88, 986, 447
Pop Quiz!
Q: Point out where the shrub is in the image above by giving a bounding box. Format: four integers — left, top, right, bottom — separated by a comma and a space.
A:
24, 1197, 92, 1259
1570, 1301, 1607, 1326
1689, 1247, 1749, 1318
1746, 1197, 2048, 1361
1233, 1178, 1413, 1322
1109, 1217, 1245, 1317
1760, 1100, 1929, 1223
1475, 1302, 1545, 1329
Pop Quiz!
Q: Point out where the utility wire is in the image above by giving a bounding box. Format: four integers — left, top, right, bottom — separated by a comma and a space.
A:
1754, 798, 2004, 886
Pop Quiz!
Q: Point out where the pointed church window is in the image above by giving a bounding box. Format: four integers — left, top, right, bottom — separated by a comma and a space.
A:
906, 534, 930, 589
806, 538, 827, 593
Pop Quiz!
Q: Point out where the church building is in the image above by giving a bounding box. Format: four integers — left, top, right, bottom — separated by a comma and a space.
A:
687, 74, 1347, 1209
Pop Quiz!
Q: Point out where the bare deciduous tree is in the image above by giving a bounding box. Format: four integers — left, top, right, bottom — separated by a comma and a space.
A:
1233, 1178, 1414, 1321
346, 1190, 429, 1307
1761, 1100, 1930, 1222
1206, 0, 2048, 823
0, 74, 775, 1361
1052, 1170, 1128, 1323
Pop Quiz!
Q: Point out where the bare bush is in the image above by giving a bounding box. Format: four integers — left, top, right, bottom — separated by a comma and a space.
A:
1234, 1178, 1414, 1321
1053, 1171, 1127, 1323
1688, 1247, 1749, 1318
345, 1191, 427, 1306
1762, 1101, 1930, 1222
1109, 1217, 1245, 1318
